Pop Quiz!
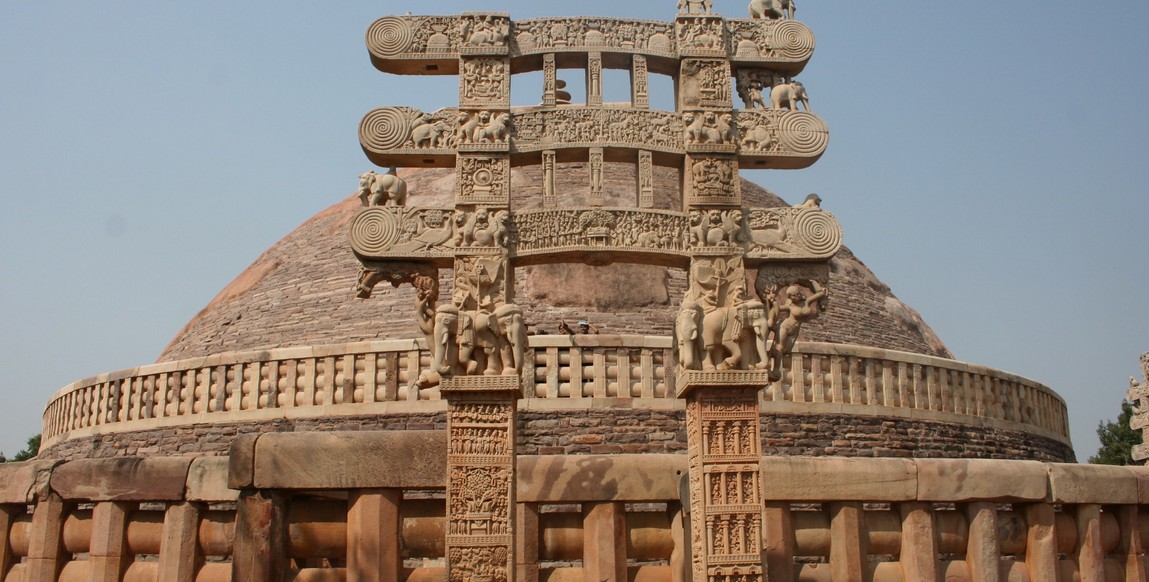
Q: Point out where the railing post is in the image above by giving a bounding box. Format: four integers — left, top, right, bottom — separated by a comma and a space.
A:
158, 502, 203, 582
899, 501, 938, 582
1076, 504, 1105, 582
763, 502, 795, 582
1022, 503, 1057, 582
89, 500, 133, 582
583, 502, 627, 582
965, 501, 1000, 582
26, 492, 66, 582
347, 489, 402, 582
516, 503, 540, 582
232, 490, 289, 582
1117, 505, 1146, 582
829, 502, 869, 582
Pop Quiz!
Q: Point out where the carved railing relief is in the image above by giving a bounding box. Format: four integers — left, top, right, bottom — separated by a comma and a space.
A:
40, 339, 1071, 447
366, 15, 812, 72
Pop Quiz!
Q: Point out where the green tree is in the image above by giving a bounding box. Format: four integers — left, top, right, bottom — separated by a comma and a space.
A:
0, 434, 40, 463
1089, 401, 1142, 465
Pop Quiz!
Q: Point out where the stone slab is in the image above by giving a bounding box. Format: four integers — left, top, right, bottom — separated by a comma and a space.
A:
916, 459, 1047, 502
760, 457, 916, 501
1129, 466, 1149, 505
439, 375, 522, 396
516, 454, 684, 502
0, 460, 61, 504
51, 458, 192, 501
186, 457, 238, 502
228, 433, 261, 490
675, 370, 771, 398
252, 431, 446, 490
1047, 463, 1138, 504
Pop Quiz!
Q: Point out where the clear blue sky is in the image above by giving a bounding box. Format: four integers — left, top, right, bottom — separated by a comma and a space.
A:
2, 1, 1147, 461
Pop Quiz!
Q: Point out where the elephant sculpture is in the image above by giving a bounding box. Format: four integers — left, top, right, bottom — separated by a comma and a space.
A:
495, 304, 528, 376
358, 168, 408, 206
770, 81, 810, 111
700, 304, 746, 371
675, 300, 704, 370
748, 0, 794, 19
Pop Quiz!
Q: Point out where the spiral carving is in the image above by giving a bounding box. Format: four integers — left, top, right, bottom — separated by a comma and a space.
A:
795, 210, 841, 256
777, 111, 828, 156
350, 208, 401, 256
359, 107, 413, 153
367, 17, 414, 57
771, 20, 815, 60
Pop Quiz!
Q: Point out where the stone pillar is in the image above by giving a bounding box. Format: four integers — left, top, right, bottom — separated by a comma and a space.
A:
542, 150, 557, 208
158, 502, 203, 582
587, 52, 603, 106
26, 492, 66, 582
632, 55, 649, 109
347, 489, 402, 582
1075, 504, 1104, 582
679, 372, 769, 582
0, 505, 20, 578
763, 502, 795, 582
1118, 505, 1146, 582
829, 502, 868, 582
589, 147, 605, 206
1022, 503, 1057, 582
515, 503, 540, 582
232, 491, 289, 582
542, 53, 557, 108
637, 150, 654, 208
966, 502, 1000, 582
89, 501, 133, 582
583, 502, 627, 582
899, 502, 938, 582
442, 375, 522, 582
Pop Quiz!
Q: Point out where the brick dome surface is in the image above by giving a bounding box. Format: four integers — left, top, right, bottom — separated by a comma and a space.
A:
158, 164, 952, 362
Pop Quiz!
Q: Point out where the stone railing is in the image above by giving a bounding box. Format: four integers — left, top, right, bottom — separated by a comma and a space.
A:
2, 444, 1146, 582
40, 337, 1070, 447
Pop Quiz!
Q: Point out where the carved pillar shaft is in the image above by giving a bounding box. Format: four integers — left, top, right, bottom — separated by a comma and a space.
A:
542, 53, 557, 108
638, 150, 654, 208
632, 54, 649, 109
587, 52, 603, 106
542, 150, 557, 208
680, 374, 768, 582
589, 148, 605, 206
442, 376, 522, 582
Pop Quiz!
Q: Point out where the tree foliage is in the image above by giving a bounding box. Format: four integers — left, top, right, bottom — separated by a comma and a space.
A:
1089, 401, 1142, 465
0, 434, 40, 463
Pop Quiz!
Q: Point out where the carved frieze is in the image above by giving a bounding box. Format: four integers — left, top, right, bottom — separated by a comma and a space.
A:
457, 156, 510, 205
350, 207, 458, 260
727, 18, 815, 65
460, 14, 511, 56
687, 209, 747, 249
513, 17, 677, 57
511, 107, 685, 154
457, 110, 511, 152
366, 16, 464, 59
360, 106, 458, 159
744, 206, 842, 260
459, 58, 510, 108
676, 15, 726, 57
736, 109, 829, 163
681, 59, 732, 109
686, 155, 741, 206
511, 208, 689, 258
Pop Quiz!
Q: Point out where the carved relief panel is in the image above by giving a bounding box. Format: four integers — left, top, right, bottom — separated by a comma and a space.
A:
680, 59, 732, 110
512, 17, 677, 57
457, 156, 511, 205
460, 14, 511, 56
727, 18, 816, 65
442, 381, 520, 582
686, 155, 741, 206
459, 57, 511, 109
743, 206, 842, 261
676, 15, 726, 57
457, 110, 512, 152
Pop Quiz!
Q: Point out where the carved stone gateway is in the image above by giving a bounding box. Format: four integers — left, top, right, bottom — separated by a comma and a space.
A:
350, 2, 836, 579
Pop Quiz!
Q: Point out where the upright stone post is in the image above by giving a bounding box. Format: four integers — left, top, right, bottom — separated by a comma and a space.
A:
442, 376, 522, 582
679, 371, 769, 582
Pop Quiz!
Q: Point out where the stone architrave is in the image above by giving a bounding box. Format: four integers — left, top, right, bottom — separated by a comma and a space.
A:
441, 375, 522, 582
679, 372, 769, 582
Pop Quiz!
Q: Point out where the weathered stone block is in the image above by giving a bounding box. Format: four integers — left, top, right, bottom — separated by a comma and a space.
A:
760, 457, 916, 501
51, 458, 191, 501
186, 457, 238, 502
0, 460, 61, 503
1047, 463, 1138, 504
915, 459, 1047, 502
253, 431, 446, 489
517, 454, 683, 502
228, 433, 261, 490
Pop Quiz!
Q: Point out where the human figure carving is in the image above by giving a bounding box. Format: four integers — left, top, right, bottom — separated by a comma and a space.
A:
358, 168, 409, 206
770, 80, 810, 111
463, 16, 507, 46
767, 280, 828, 379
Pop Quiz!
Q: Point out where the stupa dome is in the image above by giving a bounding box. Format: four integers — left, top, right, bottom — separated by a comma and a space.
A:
159, 164, 951, 363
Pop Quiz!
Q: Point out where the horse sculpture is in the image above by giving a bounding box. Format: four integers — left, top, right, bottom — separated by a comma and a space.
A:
358, 168, 408, 207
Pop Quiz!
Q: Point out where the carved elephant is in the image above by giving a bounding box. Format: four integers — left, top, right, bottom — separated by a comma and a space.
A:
675, 301, 704, 370
495, 304, 528, 376
700, 305, 745, 371
770, 81, 810, 111
358, 169, 408, 206
748, 0, 794, 19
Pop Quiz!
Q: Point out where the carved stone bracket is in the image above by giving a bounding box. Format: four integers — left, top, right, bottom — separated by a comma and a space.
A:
743, 206, 841, 261
442, 375, 521, 582
1128, 353, 1149, 462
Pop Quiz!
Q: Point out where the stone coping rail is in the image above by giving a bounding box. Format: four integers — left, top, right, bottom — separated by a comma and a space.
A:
41, 336, 1070, 448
